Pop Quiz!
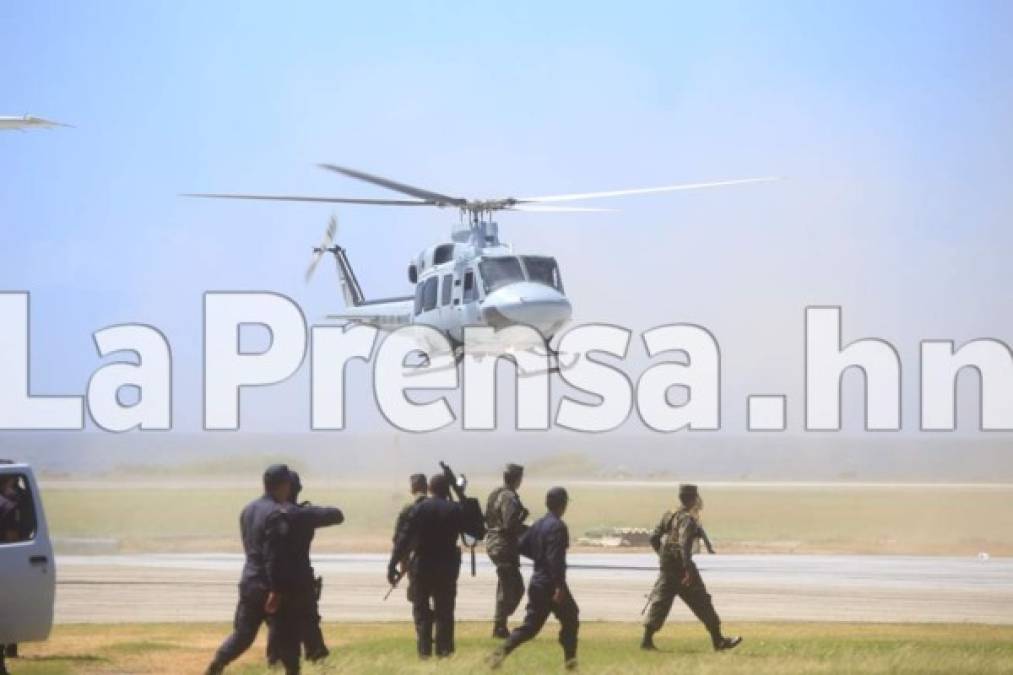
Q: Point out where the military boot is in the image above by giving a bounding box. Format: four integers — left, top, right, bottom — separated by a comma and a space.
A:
485, 647, 507, 670
492, 621, 510, 639
640, 627, 658, 651
203, 661, 225, 675
713, 635, 743, 652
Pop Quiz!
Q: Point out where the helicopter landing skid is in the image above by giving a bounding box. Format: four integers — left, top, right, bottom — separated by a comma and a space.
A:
401, 342, 576, 377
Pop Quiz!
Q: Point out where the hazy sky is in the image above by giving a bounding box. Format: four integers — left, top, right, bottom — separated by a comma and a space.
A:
2, 1, 1011, 434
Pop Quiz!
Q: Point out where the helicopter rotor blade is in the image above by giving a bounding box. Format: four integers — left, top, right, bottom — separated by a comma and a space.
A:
517, 176, 781, 203
510, 204, 617, 213
318, 164, 467, 207
181, 193, 432, 206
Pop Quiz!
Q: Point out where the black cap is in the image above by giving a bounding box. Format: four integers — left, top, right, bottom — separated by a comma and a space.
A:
546, 486, 569, 510
263, 464, 291, 490
410, 473, 427, 492
429, 473, 450, 498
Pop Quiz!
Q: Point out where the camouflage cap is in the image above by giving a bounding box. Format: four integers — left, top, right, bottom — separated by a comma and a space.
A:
504, 463, 524, 478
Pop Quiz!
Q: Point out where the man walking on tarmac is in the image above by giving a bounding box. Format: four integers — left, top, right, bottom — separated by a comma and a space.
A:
488, 487, 579, 671
641, 484, 742, 652
485, 463, 529, 638
388, 473, 483, 658
264, 471, 344, 669
204, 464, 293, 675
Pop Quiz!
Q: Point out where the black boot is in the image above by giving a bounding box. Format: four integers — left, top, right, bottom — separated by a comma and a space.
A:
640, 627, 657, 651
713, 635, 743, 652
492, 621, 510, 639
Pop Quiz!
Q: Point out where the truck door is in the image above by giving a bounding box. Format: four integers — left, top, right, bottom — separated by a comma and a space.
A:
0, 465, 55, 643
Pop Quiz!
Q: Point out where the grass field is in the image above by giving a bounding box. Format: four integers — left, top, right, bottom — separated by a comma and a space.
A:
41, 480, 1013, 555
9, 622, 1013, 674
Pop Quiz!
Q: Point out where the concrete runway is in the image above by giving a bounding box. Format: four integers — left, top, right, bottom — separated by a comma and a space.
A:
54, 553, 1013, 625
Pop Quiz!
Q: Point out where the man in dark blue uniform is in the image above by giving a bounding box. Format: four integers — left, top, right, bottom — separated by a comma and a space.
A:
488, 487, 579, 670
204, 464, 293, 675
388, 473, 482, 658
265, 471, 344, 669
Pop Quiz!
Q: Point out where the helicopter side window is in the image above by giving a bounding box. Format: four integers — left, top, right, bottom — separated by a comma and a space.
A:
521, 256, 564, 292
478, 257, 524, 294
420, 276, 439, 313
433, 244, 455, 265
441, 274, 453, 306
463, 270, 477, 302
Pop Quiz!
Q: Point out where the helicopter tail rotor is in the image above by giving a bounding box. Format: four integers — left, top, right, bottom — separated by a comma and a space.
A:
305, 213, 338, 283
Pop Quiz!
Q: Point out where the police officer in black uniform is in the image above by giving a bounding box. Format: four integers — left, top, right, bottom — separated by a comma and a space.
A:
388, 473, 482, 658
265, 471, 344, 668
488, 487, 579, 670
392, 473, 429, 603
204, 464, 293, 675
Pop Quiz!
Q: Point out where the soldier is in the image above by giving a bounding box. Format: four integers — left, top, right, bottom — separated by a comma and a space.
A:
265, 471, 344, 668
488, 487, 578, 671
391, 473, 428, 603
485, 463, 529, 638
204, 464, 293, 675
388, 473, 482, 658
641, 484, 741, 652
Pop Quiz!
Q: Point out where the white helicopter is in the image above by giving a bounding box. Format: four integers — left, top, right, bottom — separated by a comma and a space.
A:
186, 164, 776, 367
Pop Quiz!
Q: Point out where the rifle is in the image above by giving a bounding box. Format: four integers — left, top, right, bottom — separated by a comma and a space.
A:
383, 569, 403, 601
640, 591, 653, 616
439, 461, 486, 576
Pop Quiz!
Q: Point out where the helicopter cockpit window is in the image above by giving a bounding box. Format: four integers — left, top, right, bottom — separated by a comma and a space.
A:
420, 276, 439, 313
522, 256, 563, 292
478, 257, 524, 294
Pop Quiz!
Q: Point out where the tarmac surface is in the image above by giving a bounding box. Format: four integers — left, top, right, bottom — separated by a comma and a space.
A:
55, 553, 1013, 625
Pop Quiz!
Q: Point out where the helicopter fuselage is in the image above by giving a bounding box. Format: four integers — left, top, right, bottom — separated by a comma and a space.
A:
408, 235, 571, 350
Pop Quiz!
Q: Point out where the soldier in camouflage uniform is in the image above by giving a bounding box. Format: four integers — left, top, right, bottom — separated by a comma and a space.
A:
485, 463, 530, 638
392, 473, 428, 603
641, 484, 742, 652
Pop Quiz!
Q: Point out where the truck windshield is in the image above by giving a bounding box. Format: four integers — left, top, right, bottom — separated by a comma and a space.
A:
478, 257, 524, 293
522, 256, 563, 292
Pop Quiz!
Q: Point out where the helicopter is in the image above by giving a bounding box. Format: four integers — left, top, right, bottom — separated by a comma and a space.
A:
185, 164, 776, 369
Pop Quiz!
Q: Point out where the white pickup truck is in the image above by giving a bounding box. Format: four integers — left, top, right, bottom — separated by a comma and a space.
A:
0, 462, 55, 651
